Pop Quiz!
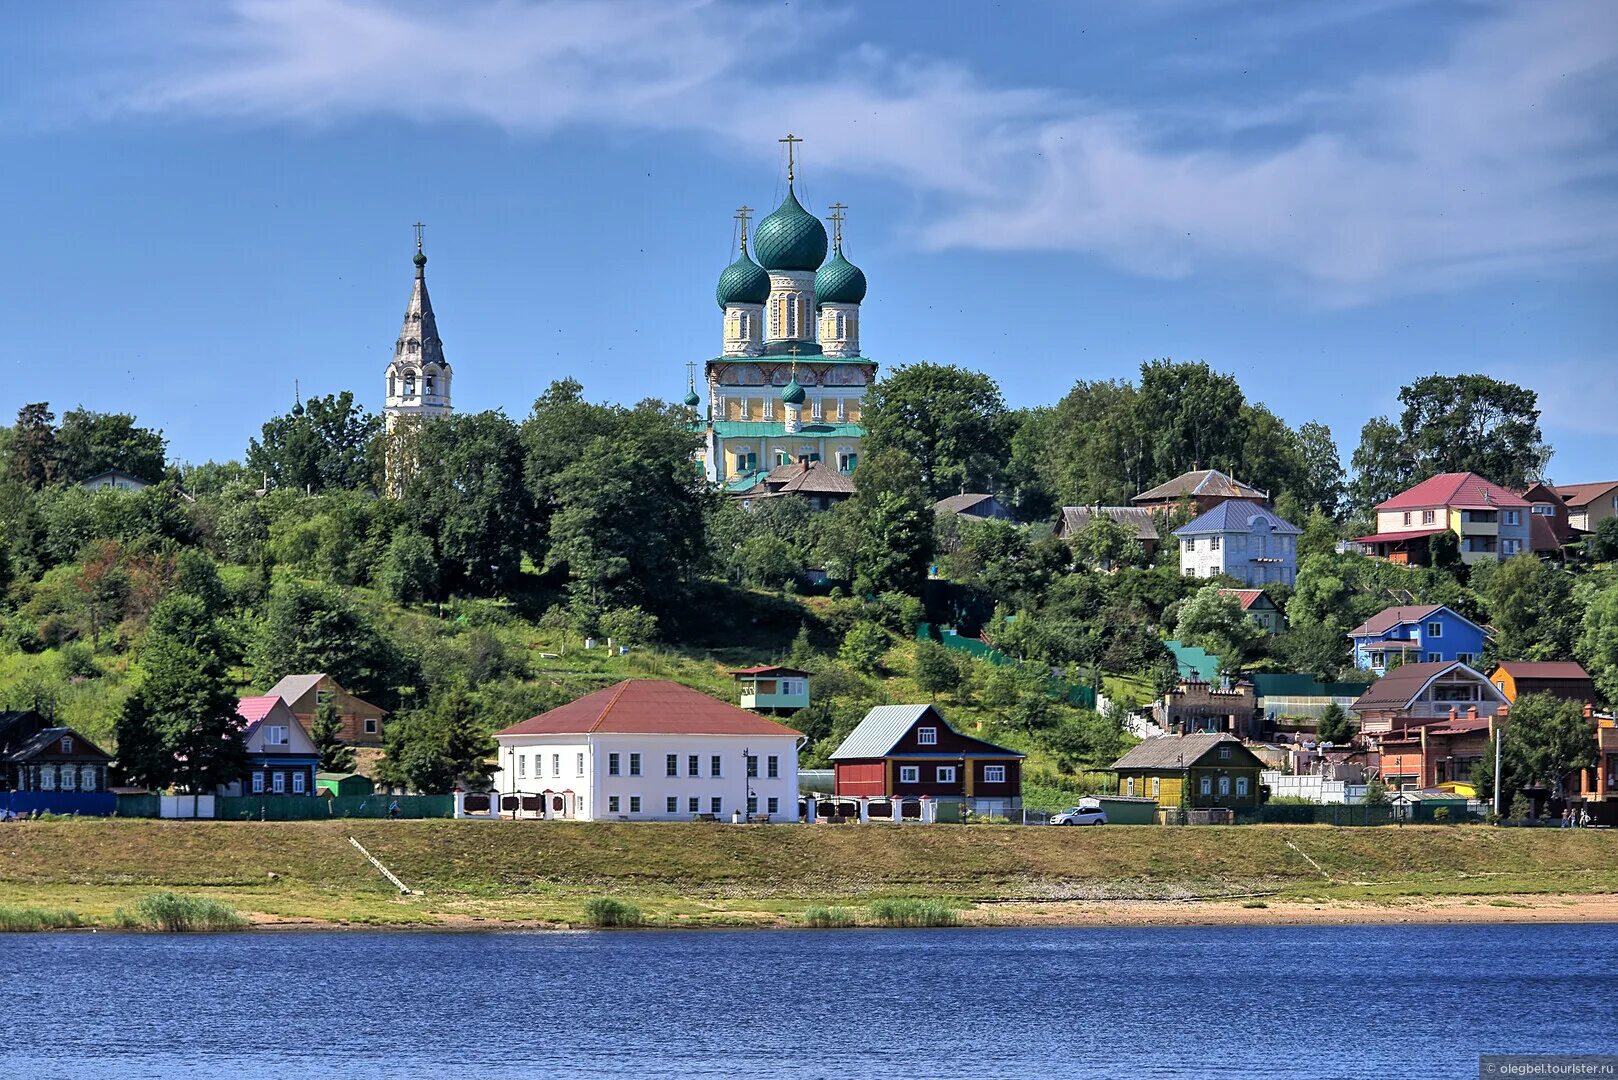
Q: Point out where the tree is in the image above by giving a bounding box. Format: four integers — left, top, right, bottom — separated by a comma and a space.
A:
734, 534, 803, 591
1045, 379, 1148, 505
1588, 518, 1618, 563
1272, 621, 1352, 682
379, 530, 439, 604
249, 579, 403, 707
1496, 693, 1595, 805
1395, 375, 1548, 490
1363, 778, 1390, 806
1315, 702, 1354, 745
8, 403, 58, 490
1237, 403, 1302, 507
1174, 586, 1263, 666
115, 593, 246, 795
912, 641, 962, 699
862, 363, 1008, 499
849, 448, 933, 597
1578, 579, 1618, 706
1136, 359, 1247, 484
247, 392, 382, 493
839, 621, 888, 673
1068, 514, 1144, 572
1348, 416, 1409, 513
54, 408, 167, 484
403, 411, 533, 598
311, 696, 356, 773
599, 606, 658, 648
1292, 421, 1345, 518
377, 681, 494, 793
1483, 554, 1578, 662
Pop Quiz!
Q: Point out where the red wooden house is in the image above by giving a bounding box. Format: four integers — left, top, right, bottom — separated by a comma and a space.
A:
829, 704, 1024, 816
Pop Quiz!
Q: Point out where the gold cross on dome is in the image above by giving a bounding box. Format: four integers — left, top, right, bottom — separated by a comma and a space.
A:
779, 133, 802, 182
827, 202, 847, 248
413, 222, 425, 251
734, 205, 754, 250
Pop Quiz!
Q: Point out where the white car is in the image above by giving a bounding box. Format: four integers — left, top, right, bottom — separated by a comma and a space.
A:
1050, 806, 1107, 826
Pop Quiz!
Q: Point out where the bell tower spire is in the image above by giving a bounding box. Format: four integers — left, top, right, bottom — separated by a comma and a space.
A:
384, 223, 454, 438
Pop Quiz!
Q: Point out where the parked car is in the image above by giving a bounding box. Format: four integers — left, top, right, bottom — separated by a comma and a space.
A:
1050, 806, 1107, 826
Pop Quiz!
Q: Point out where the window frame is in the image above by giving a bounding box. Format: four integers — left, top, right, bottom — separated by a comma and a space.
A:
273, 771, 286, 794
936, 766, 957, 784
666, 753, 679, 778
688, 754, 700, 778
628, 753, 642, 777
608, 752, 621, 776
898, 765, 920, 784
292, 771, 306, 795
916, 727, 938, 746
983, 764, 1007, 784
667, 795, 679, 814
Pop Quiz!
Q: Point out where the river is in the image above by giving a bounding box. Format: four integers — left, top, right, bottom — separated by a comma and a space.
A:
2, 924, 1614, 1078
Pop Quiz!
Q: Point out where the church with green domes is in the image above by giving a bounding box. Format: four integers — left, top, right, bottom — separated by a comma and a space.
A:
692, 140, 876, 497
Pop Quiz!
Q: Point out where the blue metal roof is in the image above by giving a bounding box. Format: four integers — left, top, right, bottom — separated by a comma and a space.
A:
1173, 501, 1302, 536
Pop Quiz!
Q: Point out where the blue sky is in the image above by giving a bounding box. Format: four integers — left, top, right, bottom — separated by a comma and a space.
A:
2, 0, 1615, 480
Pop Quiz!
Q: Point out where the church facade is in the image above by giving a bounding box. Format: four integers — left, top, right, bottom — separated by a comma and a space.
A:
692, 143, 876, 494
382, 230, 453, 493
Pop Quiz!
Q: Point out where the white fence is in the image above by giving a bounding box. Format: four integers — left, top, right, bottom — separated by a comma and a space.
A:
159, 795, 216, 819
1262, 772, 1368, 805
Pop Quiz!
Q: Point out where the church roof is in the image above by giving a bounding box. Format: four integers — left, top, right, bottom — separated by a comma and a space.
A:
394, 246, 449, 372
711, 421, 865, 439
815, 249, 867, 306
753, 186, 828, 272
716, 248, 770, 309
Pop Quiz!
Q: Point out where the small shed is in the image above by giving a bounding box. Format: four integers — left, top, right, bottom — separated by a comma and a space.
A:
1094, 795, 1161, 825
316, 772, 374, 798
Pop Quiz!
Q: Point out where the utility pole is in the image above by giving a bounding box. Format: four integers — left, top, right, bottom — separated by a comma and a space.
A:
1493, 730, 1503, 819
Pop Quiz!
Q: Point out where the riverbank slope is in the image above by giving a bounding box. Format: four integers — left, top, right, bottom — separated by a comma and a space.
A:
3, 820, 1614, 929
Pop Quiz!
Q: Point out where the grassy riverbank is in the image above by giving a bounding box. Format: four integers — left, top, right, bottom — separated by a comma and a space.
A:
2, 819, 1615, 930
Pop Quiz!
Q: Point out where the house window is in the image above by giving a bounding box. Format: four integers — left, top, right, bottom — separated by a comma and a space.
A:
364, 718, 378, 734
273, 772, 286, 794
550, 753, 559, 777
1218, 776, 1230, 795
747, 795, 759, 814
1126, 777, 1135, 796
711, 797, 723, 815
1426, 652, 1443, 662
1457, 653, 1475, 665
1532, 504, 1554, 516
518, 755, 527, 778
60, 766, 76, 791
917, 727, 937, 746
577, 753, 585, 777
688, 755, 700, 777
689, 797, 700, 813
1210, 536, 1221, 551
1183, 567, 1196, 577
1503, 510, 1520, 526
767, 755, 779, 779
899, 766, 920, 784
1422, 510, 1436, 524
1219, 745, 1231, 759
984, 765, 1007, 784
1426, 622, 1443, 638
1151, 777, 1161, 797
1182, 539, 1194, 552
1236, 777, 1250, 797
711, 755, 722, 777
252, 773, 265, 794
1502, 539, 1520, 555
666, 754, 679, 777
292, 772, 306, 794
937, 766, 957, 784
768, 797, 780, 814
1402, 512, 1412, 527
667, 796, 679, 814
608, 753, 621, 776
60, 735, 73, 754
609, 796, 621, 814
1199, 776, 1212, 796
629, 753, 642, 777
747, 755, 759, 778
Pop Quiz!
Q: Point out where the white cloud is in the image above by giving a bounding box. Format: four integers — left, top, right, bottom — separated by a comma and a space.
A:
45, 0, 1618, 302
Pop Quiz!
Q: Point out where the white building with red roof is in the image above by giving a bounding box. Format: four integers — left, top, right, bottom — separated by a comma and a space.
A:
492, 680, 802, 822
1353, 472, 1531, 566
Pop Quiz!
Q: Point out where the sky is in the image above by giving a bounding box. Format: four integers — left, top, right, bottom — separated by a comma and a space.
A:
1, 0, 1615, 481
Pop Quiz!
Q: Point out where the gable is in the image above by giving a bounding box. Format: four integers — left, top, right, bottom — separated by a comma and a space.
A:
831, 704, 1023, 760
245, 699, 318, 755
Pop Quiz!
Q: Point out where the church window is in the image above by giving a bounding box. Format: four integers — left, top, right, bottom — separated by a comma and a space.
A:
764, 398, 774, 420
726, 311, 739, 338
836, 311, 847, 338
811, 397, 823, 421
425, 375, 435, 395
388, 375, 396, 397
772, 298, 785, 338
775, 450, 791, 467
786, 297, 798, 338
404, 374, 416, 397
837, 451, 858, 473
739, 311, 751, 338
836, 398, 847, 421
736, 450, 757, 473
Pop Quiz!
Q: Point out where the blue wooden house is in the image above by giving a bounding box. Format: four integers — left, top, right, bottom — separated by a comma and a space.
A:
1347, 604, 1489, 675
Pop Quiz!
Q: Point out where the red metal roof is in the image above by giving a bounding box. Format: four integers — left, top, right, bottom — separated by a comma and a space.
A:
1554, 480, 1618, 509
1490, 661, 1591, 681
1376, 472, 1529, 511
729, 665, 809, 677
235, 695, 282, 726
497, 680, 802, 738
1351, 527, 1447, 545
1218, 588, 1266, 611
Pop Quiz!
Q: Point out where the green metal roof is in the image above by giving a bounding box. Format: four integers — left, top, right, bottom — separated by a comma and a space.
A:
815, 248, 867, 306
708, 353, 877, 367
716, 250, 770, 309
780, 378, 806, 404
753, 185, 828, 272
724, 469, 770, 492
711, 421, 865, 438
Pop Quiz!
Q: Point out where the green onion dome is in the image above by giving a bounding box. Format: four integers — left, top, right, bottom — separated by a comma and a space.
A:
814, 248, 867, 306
753, 187, 828, 272
684, 388, 701, 407
780, 377, 806, 405
715, 249, 770, 309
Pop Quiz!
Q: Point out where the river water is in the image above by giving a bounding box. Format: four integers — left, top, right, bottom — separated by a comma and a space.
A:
1, 923, 1613, 1078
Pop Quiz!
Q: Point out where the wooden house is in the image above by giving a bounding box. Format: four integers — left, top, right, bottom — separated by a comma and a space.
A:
228, 696, 320, 797
267, 673, 387, 748
830, 704, 1024, 817
730, 665, 810, 715
1488, 662, 1598, 706
0, 712, 114, 795
1111, 733, 1265, 810
1218, 589, 1284, 633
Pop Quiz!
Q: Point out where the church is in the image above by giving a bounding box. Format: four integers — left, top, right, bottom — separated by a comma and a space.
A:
691, 137, 877, 496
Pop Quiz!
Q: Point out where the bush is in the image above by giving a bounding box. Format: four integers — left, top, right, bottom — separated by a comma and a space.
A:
867, 898, 960, 928
0, 905, 85, 931
121, 892, 247, 932
803, 905, 855, 928
582, 897, 643, 928
839, 621, 889, 673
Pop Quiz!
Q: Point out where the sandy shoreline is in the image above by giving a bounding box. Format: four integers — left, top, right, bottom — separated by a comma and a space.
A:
229, 892, 1618, 932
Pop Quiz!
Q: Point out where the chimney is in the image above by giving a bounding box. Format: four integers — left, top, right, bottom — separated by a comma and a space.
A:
1467, 706, 1478, 721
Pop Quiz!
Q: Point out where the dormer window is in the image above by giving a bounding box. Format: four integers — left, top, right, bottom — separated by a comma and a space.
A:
60, 735, 73, 754
917, 727, 938, 746
1219, 745, 1231, 759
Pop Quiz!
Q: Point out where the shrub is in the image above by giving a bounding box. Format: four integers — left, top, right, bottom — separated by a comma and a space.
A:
0, 906, 85, 932
803, 906, 855, 928
122, 892, 247, 932
582, 897, 643, 928
867, 898, 960, 928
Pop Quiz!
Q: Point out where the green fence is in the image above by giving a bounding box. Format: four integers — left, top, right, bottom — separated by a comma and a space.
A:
115, 793, 162, 818
214, 794, 454, 821
1238, 803, 1480, 825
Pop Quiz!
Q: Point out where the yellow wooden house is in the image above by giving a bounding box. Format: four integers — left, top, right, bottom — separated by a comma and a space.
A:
1111, 733, 1265, 810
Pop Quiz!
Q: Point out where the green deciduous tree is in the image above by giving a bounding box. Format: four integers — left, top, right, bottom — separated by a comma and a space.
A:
599, 606, 658, 648
247, 392, 381, 493
1496, 693, 1595, 804
1576, 579, 1618, 706
1175, 585, 1263, 667
862, 362, 1008, 499
54, 408, 167, 484
1136, 359, 1247, 484
849, 448, 933, 597
249, 578, 404, 708
1067, 514, 1145, 572
379, 530, 439, 604
377, 680, 494, 793
912, 640, 962, 699
838, 621, 889, 673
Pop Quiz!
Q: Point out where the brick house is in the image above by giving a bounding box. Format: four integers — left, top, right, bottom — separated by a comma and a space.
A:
1154, 677, 1260, 739
1352, 661, 1509, 791
831, 704, 1023, 817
